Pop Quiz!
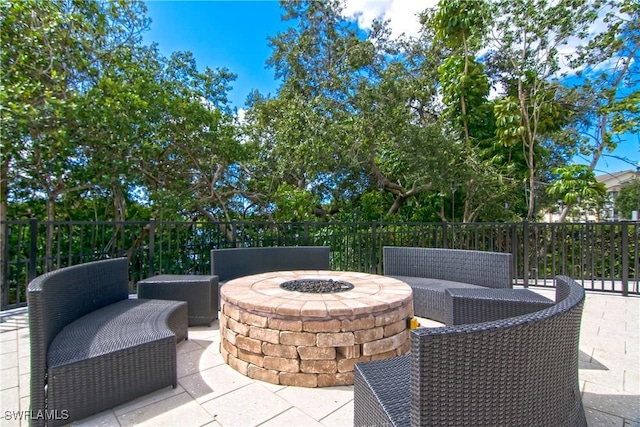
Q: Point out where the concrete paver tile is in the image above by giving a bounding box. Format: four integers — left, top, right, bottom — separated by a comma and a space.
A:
18, 374, 28, 398
275, 385, 353, 421
113, 385, 186, 416
118, 391, 214, 427
179, 363, 253, 404
319, 400, 353, 427
582, 382, 640, 422
17, 356, 29, 376
201, 382, 292, 427
191, 339, 220, 355
259, 407, 323, 427
0, 330, 17, 343
0, 388, 21, 426
177, 347, 225, 378
0, 352, 18, 370
0, 291, 637, 427
0, 368, 18, 391
70, 410, 119, 427
178, 338, 208, 355
624, 369, 640, 393
188, 323, 220, 341
585, 407, 625, 427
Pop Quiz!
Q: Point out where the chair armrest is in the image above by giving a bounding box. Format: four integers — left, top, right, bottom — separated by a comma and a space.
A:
444, 288, 554, 325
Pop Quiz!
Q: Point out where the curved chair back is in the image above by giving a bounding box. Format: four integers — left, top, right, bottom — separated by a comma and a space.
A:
383, 247, 513, 288
410, 276, 586, 426
27, 258, 129, 425
211, 246, 330, 282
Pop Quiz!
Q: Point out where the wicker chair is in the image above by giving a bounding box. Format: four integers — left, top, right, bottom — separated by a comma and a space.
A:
383, 247, 513, 322
354, 276, 587, 427
211, 246, 330, 307
27, 259, 188, 427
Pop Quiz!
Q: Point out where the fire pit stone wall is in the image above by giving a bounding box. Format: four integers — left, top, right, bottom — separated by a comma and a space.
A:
219, 271, 413, 387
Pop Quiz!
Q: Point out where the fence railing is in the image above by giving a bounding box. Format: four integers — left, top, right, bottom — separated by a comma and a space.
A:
2, 219, 638, 310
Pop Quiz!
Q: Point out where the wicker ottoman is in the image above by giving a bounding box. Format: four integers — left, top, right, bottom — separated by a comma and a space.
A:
138, 275, 218, 326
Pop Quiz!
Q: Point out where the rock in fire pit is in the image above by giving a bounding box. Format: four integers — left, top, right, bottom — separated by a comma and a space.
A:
280, 278, 354, 293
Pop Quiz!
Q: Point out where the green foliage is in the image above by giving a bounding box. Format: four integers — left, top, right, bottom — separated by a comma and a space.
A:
568, 0, 639, 170
546, 165, 607, 205
615, 179, 640, 219
1, 0, 635, 228
1, 0, 152, 220
431, 0, 490, 51
272, 183, 320, 222
438, 56, 491, 139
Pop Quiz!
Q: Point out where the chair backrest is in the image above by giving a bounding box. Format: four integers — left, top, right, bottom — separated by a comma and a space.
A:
409, 276, 586, 426
27, 258, 129, 422
210, 246, 330, 282
383, 246, 513, 288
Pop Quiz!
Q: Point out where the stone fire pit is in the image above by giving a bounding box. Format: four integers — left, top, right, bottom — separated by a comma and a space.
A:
219, 270, 413, 387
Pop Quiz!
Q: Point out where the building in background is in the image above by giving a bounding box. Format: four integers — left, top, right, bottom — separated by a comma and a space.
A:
597, 169, 639, 221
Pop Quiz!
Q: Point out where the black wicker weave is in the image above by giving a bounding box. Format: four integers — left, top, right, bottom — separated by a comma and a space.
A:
383, 247, 513, 322
27, 258, 188, 427
444, 287, 554, 325
354, 275, 587, 427
211, 246, 330, 307
138, 274, 218, 326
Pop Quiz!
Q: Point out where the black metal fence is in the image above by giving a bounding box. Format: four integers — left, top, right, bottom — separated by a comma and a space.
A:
2, 219, 638, 310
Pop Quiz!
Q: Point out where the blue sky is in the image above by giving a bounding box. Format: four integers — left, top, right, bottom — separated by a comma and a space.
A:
144, 1, 287, 108
143, 1, 638, 175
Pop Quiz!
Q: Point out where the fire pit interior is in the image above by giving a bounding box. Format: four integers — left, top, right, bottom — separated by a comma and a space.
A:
219, 270, 413, 388
280, 278, 354, 293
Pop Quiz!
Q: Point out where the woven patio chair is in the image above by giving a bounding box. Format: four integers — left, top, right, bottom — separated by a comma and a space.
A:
211, 246, 330, 307
354, 275, 587, 427
28, 259, 187, 426
383, 247, 513, 322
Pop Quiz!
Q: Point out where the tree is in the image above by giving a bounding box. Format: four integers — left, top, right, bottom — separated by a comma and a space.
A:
1, 0, 154, 275
136, 51, 243, 223
486, 0, 598, 220
1, 0, 152, 222
428, 0, 518, 222
244, 0, 458, 220
243, 0, 367, 219
560, 0, 640, 219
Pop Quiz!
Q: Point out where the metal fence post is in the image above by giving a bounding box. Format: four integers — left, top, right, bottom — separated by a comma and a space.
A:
443, 222, 449, 249
28, 218, 38, 283
1, 222, 8, 307
371, 221, 377, 274
232, 221, 238, 248
147, 219, 156, 278
621, 222, 629, 296
511, 222, 518, 284
523, 221, 529, 287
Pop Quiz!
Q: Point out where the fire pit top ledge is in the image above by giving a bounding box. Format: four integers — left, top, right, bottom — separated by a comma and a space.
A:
221, 270, 413, 318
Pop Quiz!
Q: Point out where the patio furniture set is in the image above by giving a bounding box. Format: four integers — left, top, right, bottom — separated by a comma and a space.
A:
26, 245, 587, 426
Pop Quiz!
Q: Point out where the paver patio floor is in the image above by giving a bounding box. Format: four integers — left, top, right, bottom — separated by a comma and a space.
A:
0, 287, 638, 427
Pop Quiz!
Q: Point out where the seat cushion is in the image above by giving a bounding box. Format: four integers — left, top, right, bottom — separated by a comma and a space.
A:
389, 276, 485, 322
48, 299, 187, 369
392, 276, 484, 291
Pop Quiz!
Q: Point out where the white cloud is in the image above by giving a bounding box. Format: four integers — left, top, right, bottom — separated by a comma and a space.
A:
342, 1, 627, 80
342, 0, 438, 39
237, 108, 246, 124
